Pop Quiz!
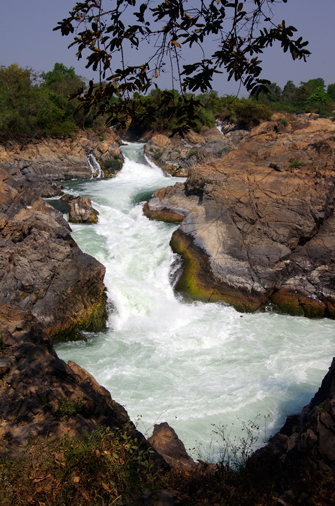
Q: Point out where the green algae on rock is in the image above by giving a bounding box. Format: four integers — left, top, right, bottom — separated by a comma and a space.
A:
146, 117, 335, 317
170, 229, 267, 313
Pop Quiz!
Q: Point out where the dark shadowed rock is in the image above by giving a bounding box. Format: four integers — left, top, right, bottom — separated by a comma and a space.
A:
0, 305, 166, 477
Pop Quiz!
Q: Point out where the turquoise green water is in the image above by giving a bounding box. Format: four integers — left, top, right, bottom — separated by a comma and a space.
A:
55, 143, 335, 461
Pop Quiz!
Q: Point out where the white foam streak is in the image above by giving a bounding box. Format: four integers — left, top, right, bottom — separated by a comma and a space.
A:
56, 143, 335, 461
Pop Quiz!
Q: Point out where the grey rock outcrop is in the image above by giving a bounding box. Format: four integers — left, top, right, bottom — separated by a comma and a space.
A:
0, 142, 108, 340
145, 117, 335, 317
61, 195, 100, 224
144, 126, 249, 177
0, 196, 107, 340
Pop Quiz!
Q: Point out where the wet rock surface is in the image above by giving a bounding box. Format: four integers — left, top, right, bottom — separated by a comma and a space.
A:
146, 117, 335, 317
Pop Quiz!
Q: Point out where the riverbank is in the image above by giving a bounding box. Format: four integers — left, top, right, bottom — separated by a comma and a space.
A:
145, 116, 335, 318
1, 127, 335, 505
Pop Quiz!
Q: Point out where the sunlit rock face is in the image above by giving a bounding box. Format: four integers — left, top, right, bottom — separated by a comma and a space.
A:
146, 117, 335, 317
0, 129, 122, 181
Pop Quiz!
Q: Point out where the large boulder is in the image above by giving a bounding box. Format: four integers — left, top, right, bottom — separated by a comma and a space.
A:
0, 166, 107, 341
0, 198, 107, 339
65, 195, 100, 224
145, 117, 335, 317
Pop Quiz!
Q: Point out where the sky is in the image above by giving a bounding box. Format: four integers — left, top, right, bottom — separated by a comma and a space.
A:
1, 0, 334, 96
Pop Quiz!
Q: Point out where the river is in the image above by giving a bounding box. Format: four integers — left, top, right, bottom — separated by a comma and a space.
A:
55, 142, 335, 461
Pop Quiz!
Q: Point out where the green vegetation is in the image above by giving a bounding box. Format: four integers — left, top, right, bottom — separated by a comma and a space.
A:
56, 396, 86, 421
1, 61, 335, 142
187, 149, 198, 158
103, 154, 123, 177
255, 77, 335, 117
55, 0, 310, 136
1, 420, 334, 506
0, 426, 157, 506
0, 63, 102, 140
289, 159, 304, 168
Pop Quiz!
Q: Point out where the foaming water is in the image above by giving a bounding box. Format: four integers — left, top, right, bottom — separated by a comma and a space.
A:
55, 143, 335, 460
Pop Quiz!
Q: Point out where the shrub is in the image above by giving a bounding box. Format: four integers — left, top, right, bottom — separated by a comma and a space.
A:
289, 159, 304, 168
187, 149, 197, 158
234, 101, 272, 128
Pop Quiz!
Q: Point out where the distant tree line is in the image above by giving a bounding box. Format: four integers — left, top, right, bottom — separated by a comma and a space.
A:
254, 78, 335, 116
0, 63, 334, 140
0, 63, 104, 140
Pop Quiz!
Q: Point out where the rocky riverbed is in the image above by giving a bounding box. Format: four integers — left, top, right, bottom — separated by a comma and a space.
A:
1, 122, 335, 505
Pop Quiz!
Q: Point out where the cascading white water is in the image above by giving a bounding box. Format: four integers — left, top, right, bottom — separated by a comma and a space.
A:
87, 153, 103, 178
55, 142, 335, 461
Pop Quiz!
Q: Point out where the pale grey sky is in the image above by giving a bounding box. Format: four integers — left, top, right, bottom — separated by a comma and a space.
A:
1, 0, 334, 95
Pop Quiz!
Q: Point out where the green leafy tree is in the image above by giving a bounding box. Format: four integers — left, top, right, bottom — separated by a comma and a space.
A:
40, 62, 85, 96
327, 83, 335, 101
55, 0, 310, 135
282, 79, 297, 97
0, 63, 85, 139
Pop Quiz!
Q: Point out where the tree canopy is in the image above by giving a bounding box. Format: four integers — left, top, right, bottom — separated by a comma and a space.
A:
0, 63, 96, 139
54, 0, 310, 135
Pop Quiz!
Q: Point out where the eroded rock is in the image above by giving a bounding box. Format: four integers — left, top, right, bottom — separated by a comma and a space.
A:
0, 129, 123, 181
144, 126, 248, 177
146, 117, 335, 316
0, 161, 107, 340
67, 196, 99, 224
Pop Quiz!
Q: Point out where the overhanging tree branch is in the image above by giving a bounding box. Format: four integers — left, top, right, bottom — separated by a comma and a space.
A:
54, 0, 310, 135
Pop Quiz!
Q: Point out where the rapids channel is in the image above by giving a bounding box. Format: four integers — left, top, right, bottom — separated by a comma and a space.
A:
55, 142, 335, 461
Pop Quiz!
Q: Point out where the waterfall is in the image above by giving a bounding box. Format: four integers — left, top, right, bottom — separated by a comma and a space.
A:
87, 153, 103, 178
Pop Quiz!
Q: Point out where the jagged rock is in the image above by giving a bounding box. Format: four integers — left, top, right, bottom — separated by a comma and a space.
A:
0, 305, 165, 473
0, 129, 122, 181
145, 117, 335, 317
143, 183, 199, 222
148, 422, 197, 471
0, 141, 109, 341
0, 199, 107, 340
68, 196, 99, 224
144, 126, 249, 177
